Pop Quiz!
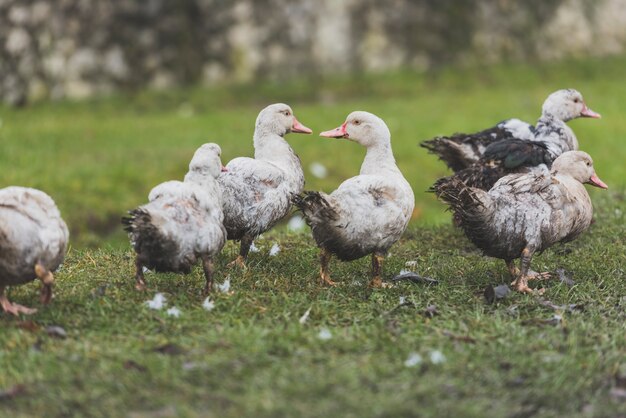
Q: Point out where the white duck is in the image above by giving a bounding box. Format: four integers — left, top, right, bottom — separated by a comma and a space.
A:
294, 111, 415, 287
421, 89, 601, 173
122, 143, 227, 294
434, 151, 607, 293
0, 187, 68, 315
218, 103, 312, 268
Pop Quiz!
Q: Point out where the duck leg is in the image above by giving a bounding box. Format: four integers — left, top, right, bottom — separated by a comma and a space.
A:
201, 255, 214, 295
369, 253, 386, 288
134, 257, 147, 291
505, 259, 520, 278
511, 247, 544, 294
228, 235, 253, 269
319, 248, 336, 286
35, 263, 54, 304
0, 286, 37, 315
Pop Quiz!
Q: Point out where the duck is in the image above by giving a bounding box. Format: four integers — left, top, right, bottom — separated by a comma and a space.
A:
122, 143, 227, 294
218, 103, 312, 268
433, 151, 607, 293
421, 89, 601, 173
293, 111, 415, 287
0, 187, 69, 315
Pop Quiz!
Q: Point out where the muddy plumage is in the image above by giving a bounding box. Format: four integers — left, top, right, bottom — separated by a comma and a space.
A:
434, 151, 607, 293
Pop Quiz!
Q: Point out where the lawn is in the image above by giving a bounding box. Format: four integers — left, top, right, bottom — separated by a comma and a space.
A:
1, 57, 626, 417
1, 55, 625, 247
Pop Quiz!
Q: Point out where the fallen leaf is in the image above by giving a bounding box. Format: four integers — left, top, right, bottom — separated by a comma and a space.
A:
153, 343, 185, 356
92, 285, 107, 297
423, 304, 438, 318
391, 272, 439, 285
610, 387, 626, 400
0, 384, 26, 401
536, 298, 584, 312
494, 284, 511, 299
45, 325, 67, 339
484, 284, 511, 304
442, 330, 476, 344
123, 360, 147, 372
556, 268, 575, 287
15, 320, 39, 332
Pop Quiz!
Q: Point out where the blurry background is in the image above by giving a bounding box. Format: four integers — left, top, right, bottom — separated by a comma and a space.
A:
1, 0, 625, 247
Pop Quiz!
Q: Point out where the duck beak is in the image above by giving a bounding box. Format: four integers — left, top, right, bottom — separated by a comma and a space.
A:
221, 165, 228, 172
291, 117, 313, 134
587, 173, 608, 189
320, 122, 348, 139
581, 104, 601, 119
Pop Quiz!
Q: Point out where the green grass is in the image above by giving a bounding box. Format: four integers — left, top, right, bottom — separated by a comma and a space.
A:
1, 57, 626, 417
1, 55, 626, 247
1, 194, 624, 417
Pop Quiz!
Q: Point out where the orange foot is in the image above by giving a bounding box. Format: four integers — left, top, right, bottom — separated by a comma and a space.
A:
0, 297, 37, 315
369, 276, 393, 288
227, 256, 247, 270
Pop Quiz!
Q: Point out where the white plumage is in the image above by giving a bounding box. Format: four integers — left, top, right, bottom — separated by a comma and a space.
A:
218, 103, 312, 268
0, 186, 69, 315
295, 111, 415, 287
123, 143, 226, 294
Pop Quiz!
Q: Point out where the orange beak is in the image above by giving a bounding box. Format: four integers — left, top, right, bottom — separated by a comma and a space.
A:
320, 122, 348, 139
291, 117, 312, 134
587, 173, 608, 189
581, 103, 601, 119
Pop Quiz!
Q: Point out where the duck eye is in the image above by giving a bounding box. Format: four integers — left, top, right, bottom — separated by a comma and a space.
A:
284, 111, 291, 116
353, 120, 360, 125
574, 98, 580, 103
586, 161, 591, 166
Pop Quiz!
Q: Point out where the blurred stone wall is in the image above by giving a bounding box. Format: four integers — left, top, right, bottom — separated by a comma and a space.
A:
1, 0, 625, 105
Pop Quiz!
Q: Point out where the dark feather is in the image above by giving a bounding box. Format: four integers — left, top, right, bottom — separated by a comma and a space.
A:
122, 209, 192, 273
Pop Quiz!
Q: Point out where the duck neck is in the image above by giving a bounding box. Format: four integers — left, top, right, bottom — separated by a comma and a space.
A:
253, 130, 303, 180
535, 113, 578, 152
360, 142, 399, 176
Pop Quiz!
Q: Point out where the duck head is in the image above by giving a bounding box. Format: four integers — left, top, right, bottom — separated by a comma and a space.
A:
255, 103, 312, 137
319, 111, 390, 147
542, 89, 601, 122
188, 143, 225, 179
552, 150, 608, 189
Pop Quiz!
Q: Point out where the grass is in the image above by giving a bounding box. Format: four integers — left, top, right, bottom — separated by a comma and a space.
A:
1, 56, 626, 417
1, 55, 626, 247
1, 193, 625, 417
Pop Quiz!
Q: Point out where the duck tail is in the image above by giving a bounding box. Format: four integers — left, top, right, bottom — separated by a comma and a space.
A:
121, 208, 181, 272
431, 176, 493, 228
420, 135, 480, 172
292, 191, 339, 225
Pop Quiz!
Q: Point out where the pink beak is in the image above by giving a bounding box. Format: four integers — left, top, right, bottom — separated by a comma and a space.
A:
291, 117, 313, 134
581, 104, 601, 119
221, 166, 228, 172
587, 173, 608, 189
320, 122, 348, 139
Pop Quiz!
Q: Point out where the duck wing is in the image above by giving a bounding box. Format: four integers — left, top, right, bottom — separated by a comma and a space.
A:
295, 177, 410, 260
219, 157, 291, 239
441, 139, 554, 191
421, 119, 535, 172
